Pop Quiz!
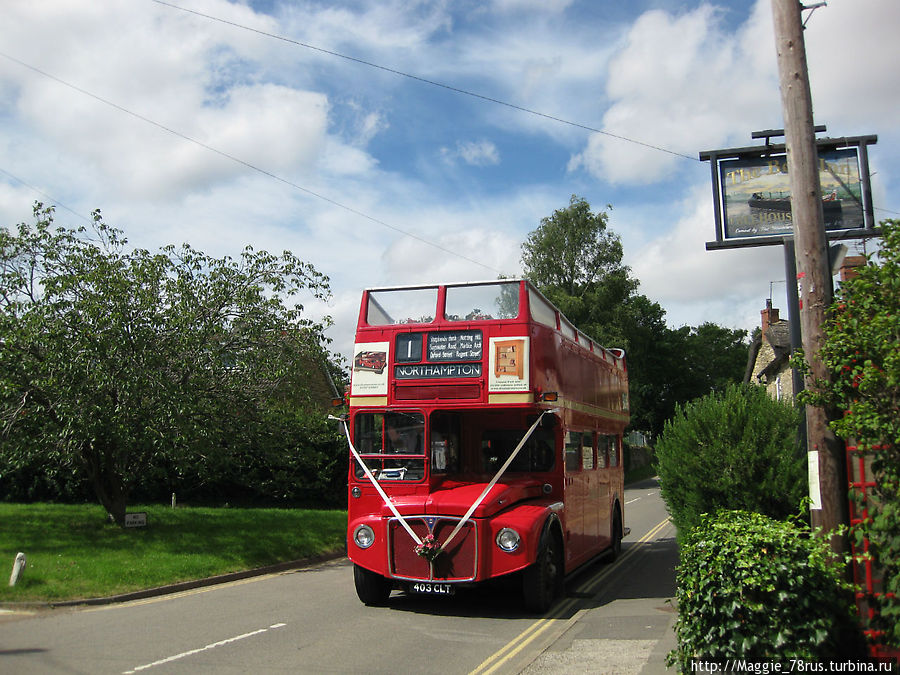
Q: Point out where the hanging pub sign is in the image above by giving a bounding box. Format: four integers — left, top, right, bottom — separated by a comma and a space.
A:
700, 133, 878, 251
719, 148, 863, 239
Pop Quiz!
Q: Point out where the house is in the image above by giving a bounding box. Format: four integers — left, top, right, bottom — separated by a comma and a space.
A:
744, 255, 868, 402
744, 300, 793, 401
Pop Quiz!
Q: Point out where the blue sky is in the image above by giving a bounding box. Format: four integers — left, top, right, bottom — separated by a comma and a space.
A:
1, 0, 898, 362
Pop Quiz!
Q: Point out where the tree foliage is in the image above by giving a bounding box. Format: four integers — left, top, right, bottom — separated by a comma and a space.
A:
520, 195, 748, 437
795, 219, 900, 647
655, 383, 805, 535
521, 194, 625, 296
669, 510, 864, 669
0, 204, 340, 523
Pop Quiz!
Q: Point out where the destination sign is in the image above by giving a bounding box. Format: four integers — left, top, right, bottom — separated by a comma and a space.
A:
395, 363, 483, 380
427, 330, 483, 362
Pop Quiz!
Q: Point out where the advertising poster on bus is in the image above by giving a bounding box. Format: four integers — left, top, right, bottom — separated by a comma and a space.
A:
488, 337, 529, 392
350, 342, 389, 395
718, 147, 864, 240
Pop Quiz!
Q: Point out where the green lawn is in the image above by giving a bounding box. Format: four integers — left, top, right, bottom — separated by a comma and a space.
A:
0, 503, 347, 604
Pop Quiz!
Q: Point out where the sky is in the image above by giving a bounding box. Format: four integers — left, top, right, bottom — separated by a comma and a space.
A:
1, 0, 898, 364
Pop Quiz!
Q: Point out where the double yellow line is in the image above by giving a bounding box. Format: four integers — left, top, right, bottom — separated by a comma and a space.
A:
469, 516, 672, 675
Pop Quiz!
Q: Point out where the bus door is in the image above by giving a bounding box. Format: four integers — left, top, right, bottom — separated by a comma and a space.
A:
564, 431, 599, 566
596, 434, 613, 548
582, 432, 601, 552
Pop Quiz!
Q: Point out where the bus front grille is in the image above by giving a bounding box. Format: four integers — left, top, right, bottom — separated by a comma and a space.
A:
388, 517, 478, 582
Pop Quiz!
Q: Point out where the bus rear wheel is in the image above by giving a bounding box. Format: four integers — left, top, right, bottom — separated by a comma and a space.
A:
353, 564, 392, 606
522, 533, 562, 613
607, 507, 623, 562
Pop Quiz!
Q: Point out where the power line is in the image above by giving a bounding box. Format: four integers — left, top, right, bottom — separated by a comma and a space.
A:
0, 51, 504, 276
149, 0, 700, 163
0, 167, 92, 223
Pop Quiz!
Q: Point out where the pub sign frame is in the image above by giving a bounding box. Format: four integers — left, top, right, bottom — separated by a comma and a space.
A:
701, 134, 878, 250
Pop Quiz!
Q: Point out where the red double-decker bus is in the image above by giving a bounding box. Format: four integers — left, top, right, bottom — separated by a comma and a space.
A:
338, 279, 629, 611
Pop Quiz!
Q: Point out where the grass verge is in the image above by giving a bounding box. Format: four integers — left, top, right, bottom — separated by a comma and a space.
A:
0, 503, 346, 604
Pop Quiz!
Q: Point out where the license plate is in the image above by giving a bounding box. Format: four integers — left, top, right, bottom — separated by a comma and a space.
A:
409, 582, 455, 595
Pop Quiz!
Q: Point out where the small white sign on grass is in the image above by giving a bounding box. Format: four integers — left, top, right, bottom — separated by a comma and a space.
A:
124, 512, 148, 528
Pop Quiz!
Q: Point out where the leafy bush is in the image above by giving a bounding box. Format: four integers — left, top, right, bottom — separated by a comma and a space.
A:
795, 219, 900, 647
668, 510, 865, 668
656, 383, 805, 535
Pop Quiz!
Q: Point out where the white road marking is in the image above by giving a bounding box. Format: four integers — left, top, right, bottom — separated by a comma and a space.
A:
625, 497, 641, 505
123, 623, 286, 673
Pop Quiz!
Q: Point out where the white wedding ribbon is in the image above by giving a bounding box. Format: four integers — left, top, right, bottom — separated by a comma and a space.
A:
332, 410, 556, 555
330, 416, 423, 546
439, 410, 553, 552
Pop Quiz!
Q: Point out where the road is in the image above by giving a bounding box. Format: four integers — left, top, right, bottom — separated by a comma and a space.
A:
0, 478, 677, 674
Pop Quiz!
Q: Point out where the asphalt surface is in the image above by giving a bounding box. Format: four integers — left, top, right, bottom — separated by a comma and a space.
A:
1, 478, 678, 673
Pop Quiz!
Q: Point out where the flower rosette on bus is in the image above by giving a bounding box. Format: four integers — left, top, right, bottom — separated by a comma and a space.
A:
414, 533, 443, 562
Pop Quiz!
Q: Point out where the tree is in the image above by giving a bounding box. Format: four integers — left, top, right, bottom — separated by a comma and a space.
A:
520, 195, 748, 437
796, 219, 900, 647
0, 204, 333, 524
655, 383, 805, 536
521, 195, 625, 297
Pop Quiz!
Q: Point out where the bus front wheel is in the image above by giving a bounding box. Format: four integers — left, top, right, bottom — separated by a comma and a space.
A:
353, 564, 392, 606
522, 533, 562, 613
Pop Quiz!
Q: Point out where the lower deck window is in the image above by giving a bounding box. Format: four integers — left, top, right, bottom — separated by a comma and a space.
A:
481, 427, 555, 473
354, 411, 426, 481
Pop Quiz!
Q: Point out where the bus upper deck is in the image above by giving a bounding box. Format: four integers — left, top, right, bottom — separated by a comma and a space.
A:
349, 279, 628, 419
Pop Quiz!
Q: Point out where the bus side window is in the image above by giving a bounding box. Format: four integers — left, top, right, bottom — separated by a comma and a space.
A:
598, 435, 609, 469
582, 432, 595, 470
565, 431, 581, 471
610, 436, 619, 467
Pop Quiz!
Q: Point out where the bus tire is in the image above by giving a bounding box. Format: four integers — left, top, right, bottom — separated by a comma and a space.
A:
522, 530, 562, 613
607, 506, 623, 562
353, 564, 392, 606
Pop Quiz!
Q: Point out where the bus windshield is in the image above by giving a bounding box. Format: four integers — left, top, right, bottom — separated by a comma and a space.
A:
444, 282, 520, 322
366, 288, 437, 325
354, 411, 425, 481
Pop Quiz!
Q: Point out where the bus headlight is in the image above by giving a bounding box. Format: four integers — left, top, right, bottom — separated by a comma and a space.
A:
353, 524, 376, 549
496, 528, 521, 553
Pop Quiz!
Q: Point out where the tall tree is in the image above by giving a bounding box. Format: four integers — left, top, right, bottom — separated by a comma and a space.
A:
521, 195, 626, 297
0, 204, 333, 524
521, 195, 747, 438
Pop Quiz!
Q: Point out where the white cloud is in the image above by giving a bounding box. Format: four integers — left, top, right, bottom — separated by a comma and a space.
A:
490, 0, 575, 13
803, 0, 900, 134
279, 0, 452, 53
627, 181, 793, 331
442, 140, 500, 167
570, 2, 779, 184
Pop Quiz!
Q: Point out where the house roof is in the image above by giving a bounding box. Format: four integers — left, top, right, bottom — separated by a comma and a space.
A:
744, 320, 793, 384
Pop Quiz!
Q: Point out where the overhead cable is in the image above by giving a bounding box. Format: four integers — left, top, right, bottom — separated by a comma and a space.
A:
0, 51, 504, 276
149, 0, 699, 163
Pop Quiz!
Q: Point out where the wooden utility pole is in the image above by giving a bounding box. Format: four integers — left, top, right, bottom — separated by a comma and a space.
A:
770, 0, 847, 553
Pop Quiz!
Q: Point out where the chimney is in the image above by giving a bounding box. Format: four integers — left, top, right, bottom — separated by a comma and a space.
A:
761, 299, 780, 335
839, 256, 866, 282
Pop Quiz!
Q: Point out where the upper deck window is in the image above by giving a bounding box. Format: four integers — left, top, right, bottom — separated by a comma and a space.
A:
445, 282, 520, 322
366, 288, 437, 325
528, 288, 557, 329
